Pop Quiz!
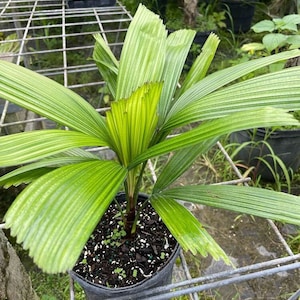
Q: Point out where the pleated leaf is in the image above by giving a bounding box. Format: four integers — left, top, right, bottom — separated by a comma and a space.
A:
0, 60, 108, 140
150, 194, 230, 263
106, 82, 162, 166
178, 33, 220, 97
0, 155, 100, 187
0, 130, 105, 167
116, 4, 167, 100
165, 66, 300, 130
166, 49, 300, 122
130, 107, 299, 168
157, 29, 195, 125
153, 138, 218, 192
93, 33, 119, 99
4, 160, 127, 273
0, 168, 54, 187
161, 185, 300, 226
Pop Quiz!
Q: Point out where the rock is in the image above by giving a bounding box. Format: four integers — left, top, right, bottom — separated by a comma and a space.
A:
0, 229, 39, 300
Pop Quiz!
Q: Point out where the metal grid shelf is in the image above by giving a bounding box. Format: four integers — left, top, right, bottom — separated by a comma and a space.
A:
0, 0, 131, 114
0, 1, 299, 299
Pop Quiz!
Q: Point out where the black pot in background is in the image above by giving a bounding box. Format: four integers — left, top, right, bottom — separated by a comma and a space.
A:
185, 31, 213, 68
194, 31, 213, 46
67, 0, 116, 8
220, 0, 256, 33
70, 193, 180, 299
230, 128, 300, 181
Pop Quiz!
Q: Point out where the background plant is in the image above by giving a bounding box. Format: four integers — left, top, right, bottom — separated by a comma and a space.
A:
241, 14, 300, 54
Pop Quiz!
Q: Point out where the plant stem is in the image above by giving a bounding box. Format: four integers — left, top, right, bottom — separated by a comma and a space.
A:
124, 200, 136, 239
124, 162, 148, 238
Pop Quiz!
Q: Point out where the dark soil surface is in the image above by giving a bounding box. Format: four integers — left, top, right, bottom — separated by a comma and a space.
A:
73, 198, 177, 288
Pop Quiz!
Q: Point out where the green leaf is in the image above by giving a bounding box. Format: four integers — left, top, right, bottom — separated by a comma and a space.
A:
0, 155, 100, 187
287, 35, 300, 48
262, 33, 288, 52
161, 185, 300, 226
166, 49, 300, 122
251, 20, 275, 33
0, 33, 20, 53
107, 82, 162, 166
0, 61, 109, 141
116, 4, 167, 100
178, 33, 220, 96
282, 14, 300, 25
241, 42, 266, 52
165, 66, 300, 130
130, 107, 299, 168
93, 33, 119, 99
0, 167, 53, 187
280, 23, 298, 32
0, 130, 105, 167
154, 138, 218, 192
150, 194, 230, 263
157, 29, 195, 125
4, 160, 127, 273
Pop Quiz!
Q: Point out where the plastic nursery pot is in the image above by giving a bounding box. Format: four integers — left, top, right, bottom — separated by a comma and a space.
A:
70, 193, 180, 300
185, 31, 213, 68
67, 0, 116, 8
230, 128, 300, 181
220, 0, 256, 33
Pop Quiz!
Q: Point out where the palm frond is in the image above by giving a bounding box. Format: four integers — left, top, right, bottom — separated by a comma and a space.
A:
0, 155, 100, 187
161, 185, 300, 226
93, 33, 119, 99
165, 66, 300, 130
154, 138, 218, 192
178, 33, 220, 96
107, 82, 162, 166
0, 61, 108, 140
166, 49, 300, 121
150, 194, 230, 263
0, 130, 105, 167
4, 160, 127, 273
157, 29, 195, 125
131, 107, 299, 167
116, 5, 167, 100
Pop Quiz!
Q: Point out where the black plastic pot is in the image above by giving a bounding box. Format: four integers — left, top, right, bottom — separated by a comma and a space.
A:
230, 128, 300, 181
70, 193, 180, 299
220, 0, 256, 33
67, 0, 116, 8
185, 31, 213, 68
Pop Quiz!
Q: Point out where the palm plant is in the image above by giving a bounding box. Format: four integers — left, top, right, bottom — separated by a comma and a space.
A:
1, 4, 300, 275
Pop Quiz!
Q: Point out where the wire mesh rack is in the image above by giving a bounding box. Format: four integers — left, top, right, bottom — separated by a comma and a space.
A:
0, 0, 131, 134
0, 1, 299, 299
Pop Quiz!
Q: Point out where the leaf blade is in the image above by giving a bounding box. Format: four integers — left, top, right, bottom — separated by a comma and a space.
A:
178, 33, 220, 96
166, 49, 300, 122
116, 4, 167, 100
93, 33, 119, 99
130, 107, 299, 167
154, 138, 218, 192
157, 29, 195, 124
161, 185, 300, 226
165, 66, 300, 130
4, 160, 127, 273
150, 194, 230, 262
0, 60, 109, 140
0, 130, 106, 167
